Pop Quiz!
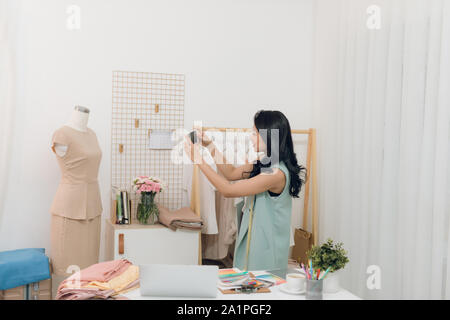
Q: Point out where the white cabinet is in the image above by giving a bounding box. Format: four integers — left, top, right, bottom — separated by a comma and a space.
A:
104, 219, 200, 266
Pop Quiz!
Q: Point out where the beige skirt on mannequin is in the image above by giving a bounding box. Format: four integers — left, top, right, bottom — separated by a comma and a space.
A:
50, 215, 101, 276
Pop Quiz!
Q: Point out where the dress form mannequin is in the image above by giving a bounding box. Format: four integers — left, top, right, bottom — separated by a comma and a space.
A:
53, 106, 90, 157
50, 105, 102, 278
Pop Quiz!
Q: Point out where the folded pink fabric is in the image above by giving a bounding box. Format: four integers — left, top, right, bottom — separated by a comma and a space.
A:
56, 288, 116, 300
121, 278, 140, 292
56, 259, 132, 299
56, 279, 138, 300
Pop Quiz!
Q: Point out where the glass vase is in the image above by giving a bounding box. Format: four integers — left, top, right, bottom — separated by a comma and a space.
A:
137, 192, 159, 225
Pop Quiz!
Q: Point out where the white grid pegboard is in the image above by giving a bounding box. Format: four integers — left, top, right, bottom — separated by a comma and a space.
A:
111, 71, 185, 222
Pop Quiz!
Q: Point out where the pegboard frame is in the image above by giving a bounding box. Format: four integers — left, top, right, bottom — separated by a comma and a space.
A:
111, 70, 185, 223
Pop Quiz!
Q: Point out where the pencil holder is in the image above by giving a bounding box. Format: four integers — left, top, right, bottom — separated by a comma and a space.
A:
305, 279, 323, 300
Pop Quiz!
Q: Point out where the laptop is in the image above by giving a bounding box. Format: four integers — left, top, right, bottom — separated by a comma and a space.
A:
139, 264, 218, 298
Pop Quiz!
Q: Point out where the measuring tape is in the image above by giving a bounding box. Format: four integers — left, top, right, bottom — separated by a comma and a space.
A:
244, 195, 256, 272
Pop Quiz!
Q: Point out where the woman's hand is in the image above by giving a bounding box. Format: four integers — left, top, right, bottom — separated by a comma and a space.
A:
194, 129, 213, 148
184, 136, 203, 164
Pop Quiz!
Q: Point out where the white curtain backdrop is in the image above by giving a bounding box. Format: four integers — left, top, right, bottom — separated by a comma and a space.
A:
0, 0, 16, 228
313, 0, 450, 299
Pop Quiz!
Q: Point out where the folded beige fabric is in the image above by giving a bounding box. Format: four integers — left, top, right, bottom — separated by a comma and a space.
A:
56, 259, 135, 300
173, 221, 203, 230
157, 205, 203, 231
81, 265, 139, 294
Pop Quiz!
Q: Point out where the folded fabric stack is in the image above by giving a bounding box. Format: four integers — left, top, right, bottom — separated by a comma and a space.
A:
55, 259, 139, 300
157, 205, 203, 231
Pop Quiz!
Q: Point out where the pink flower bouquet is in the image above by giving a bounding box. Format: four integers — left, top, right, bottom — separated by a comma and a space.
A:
132, 176, 164, 224
132, 176, 164, 195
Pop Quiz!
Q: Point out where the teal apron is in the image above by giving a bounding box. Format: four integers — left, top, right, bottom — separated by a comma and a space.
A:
233, 161, 292, 271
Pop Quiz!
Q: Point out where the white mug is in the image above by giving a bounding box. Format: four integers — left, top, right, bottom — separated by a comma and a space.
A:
286, 273, 306, 291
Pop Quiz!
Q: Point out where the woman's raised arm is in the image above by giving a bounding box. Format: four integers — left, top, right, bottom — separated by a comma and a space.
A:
184, 136, 285, 198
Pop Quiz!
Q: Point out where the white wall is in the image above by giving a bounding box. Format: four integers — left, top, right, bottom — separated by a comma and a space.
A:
0, 0, 315, 261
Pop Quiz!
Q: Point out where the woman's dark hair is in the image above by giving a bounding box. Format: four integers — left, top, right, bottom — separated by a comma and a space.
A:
245, 110, 306, 198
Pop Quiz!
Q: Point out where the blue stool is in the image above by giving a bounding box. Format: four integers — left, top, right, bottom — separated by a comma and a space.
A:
0, 248, 51, 300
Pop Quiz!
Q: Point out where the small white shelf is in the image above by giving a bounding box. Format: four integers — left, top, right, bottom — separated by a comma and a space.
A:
107, 221, 167, 230
104, 219, 200, 266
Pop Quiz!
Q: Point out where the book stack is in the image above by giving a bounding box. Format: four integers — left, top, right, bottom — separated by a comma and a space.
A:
115, 190, 131, 225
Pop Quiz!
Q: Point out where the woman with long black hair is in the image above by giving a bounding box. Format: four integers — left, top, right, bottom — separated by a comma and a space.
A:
184, 110, 306, 271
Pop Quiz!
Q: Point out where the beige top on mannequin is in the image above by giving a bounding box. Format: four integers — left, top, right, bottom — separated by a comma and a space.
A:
53, 106, 90, 156
50, 106, 103, 220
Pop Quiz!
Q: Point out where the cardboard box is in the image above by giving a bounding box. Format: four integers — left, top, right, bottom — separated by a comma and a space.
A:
0, 285, 27, 300
290, 228, 314, 265
0, 278, 52, 300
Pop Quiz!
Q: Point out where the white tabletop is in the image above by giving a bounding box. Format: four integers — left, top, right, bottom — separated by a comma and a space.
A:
123, 267, 360, 300
123, 285, 360, 300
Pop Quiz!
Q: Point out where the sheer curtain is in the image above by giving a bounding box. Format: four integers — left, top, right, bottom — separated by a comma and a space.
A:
0, 0, 16, 228
313, 0, 450, 299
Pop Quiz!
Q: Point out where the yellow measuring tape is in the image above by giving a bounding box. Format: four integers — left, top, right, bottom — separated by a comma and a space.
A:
244, 195, 256, 272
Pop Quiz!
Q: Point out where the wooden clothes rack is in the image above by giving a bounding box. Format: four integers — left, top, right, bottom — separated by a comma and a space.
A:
190, 127, 318, 264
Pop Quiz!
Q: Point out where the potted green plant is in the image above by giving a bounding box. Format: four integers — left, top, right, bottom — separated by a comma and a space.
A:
306, 238, 349, 293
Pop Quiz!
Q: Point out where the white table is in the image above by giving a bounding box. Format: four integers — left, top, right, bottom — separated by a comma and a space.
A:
123, 285, 360, 300
123, 267, 360, 300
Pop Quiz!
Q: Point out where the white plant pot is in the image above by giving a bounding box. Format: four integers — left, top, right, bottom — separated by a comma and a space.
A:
323, 270, 341, 293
